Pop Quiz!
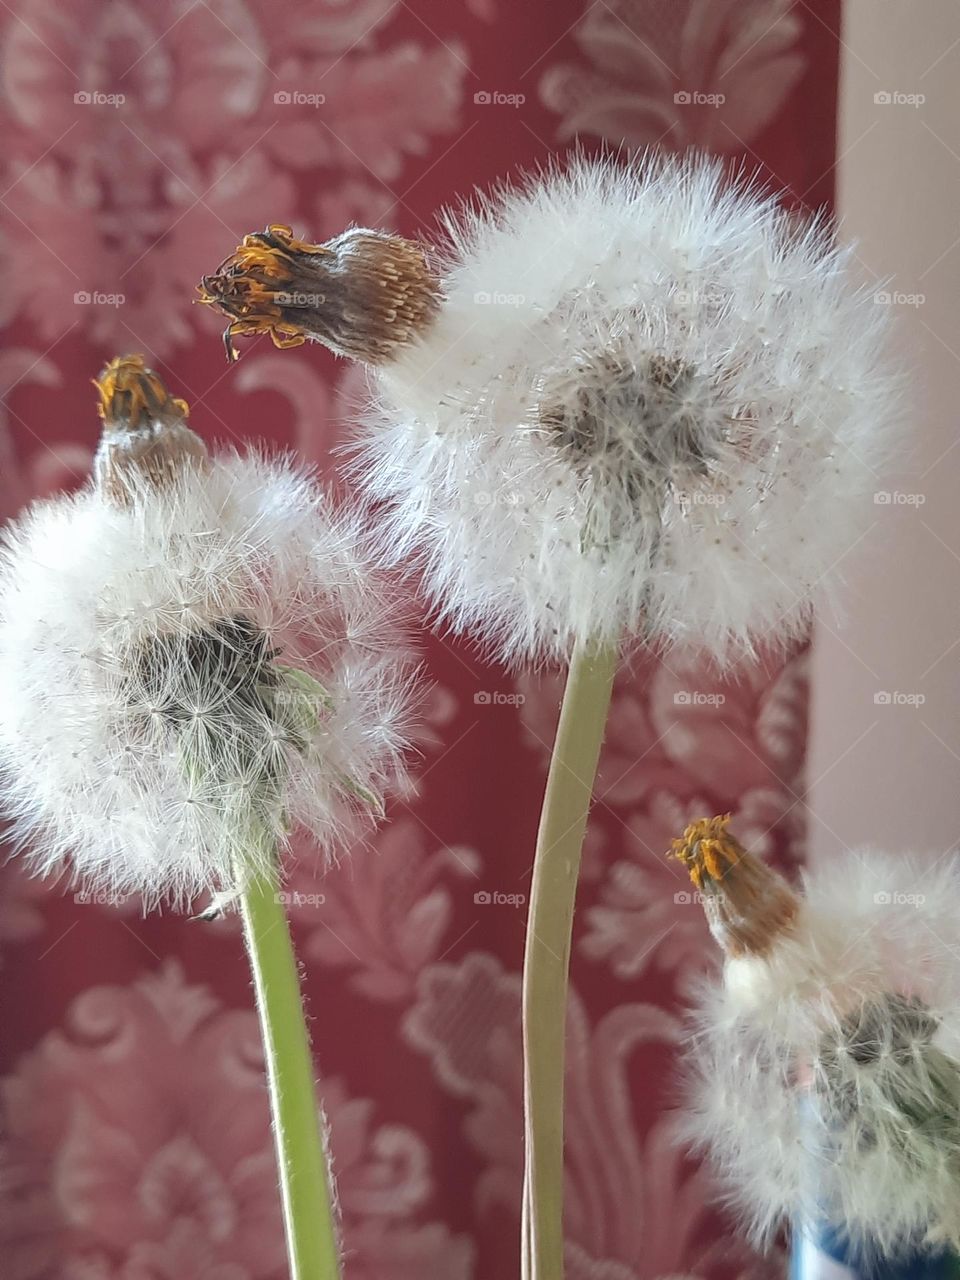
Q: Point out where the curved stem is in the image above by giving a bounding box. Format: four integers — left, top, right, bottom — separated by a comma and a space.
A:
240, 868, 342, 1280
521, 639, 619, 1280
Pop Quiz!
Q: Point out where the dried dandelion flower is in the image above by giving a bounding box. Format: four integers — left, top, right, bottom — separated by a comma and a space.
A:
0, 355, 414, 907
198, 155, 899, 666
197, 224, 442, 365
673, 817, 960, 1263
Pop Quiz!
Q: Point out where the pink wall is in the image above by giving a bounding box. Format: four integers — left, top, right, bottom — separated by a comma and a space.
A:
809, 0, 960, 858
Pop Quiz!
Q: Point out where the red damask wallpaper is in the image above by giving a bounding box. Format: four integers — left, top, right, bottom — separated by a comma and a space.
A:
0, 3, 839, 1277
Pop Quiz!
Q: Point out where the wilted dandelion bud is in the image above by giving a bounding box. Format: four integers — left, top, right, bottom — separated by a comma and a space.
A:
94, 354, 210, 504
214, 154, 895, 666
673, 816, 960, 1263
669, 814, 799, 958
198, 224, 442, 364
0, 355, 414, 907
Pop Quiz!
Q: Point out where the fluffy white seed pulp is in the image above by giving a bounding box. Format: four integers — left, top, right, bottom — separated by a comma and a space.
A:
358, 153, 900, 666
0, 453, 413, 906
683, 852, 960, 1262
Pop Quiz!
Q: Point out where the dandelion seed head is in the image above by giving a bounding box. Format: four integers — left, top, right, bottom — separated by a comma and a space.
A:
352, 152, 901, 665
0, 392, 415, 907
679, 844, 960, 1262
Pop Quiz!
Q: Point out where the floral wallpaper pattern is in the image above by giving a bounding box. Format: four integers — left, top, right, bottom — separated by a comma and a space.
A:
540, 0, 807, 152
0, 1, 840, 1275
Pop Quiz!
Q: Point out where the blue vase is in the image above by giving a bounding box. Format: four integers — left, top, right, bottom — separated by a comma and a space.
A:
791, 1223, 960, 1279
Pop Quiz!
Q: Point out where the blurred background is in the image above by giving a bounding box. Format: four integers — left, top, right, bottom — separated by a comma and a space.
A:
0, 2, 955, 1277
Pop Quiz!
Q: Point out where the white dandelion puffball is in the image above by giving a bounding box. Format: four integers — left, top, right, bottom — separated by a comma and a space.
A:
683, 846, 960, 1263
357, 153, 899, 665
0, 370, 413, 907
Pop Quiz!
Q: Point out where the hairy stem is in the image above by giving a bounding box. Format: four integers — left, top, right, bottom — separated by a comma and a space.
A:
521, 639, 619, 1280
240, 864, 342, 1280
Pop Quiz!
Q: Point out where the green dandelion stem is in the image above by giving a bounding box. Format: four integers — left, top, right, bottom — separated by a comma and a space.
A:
239, 845, 342, 1280
521, 638, 619, 1280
